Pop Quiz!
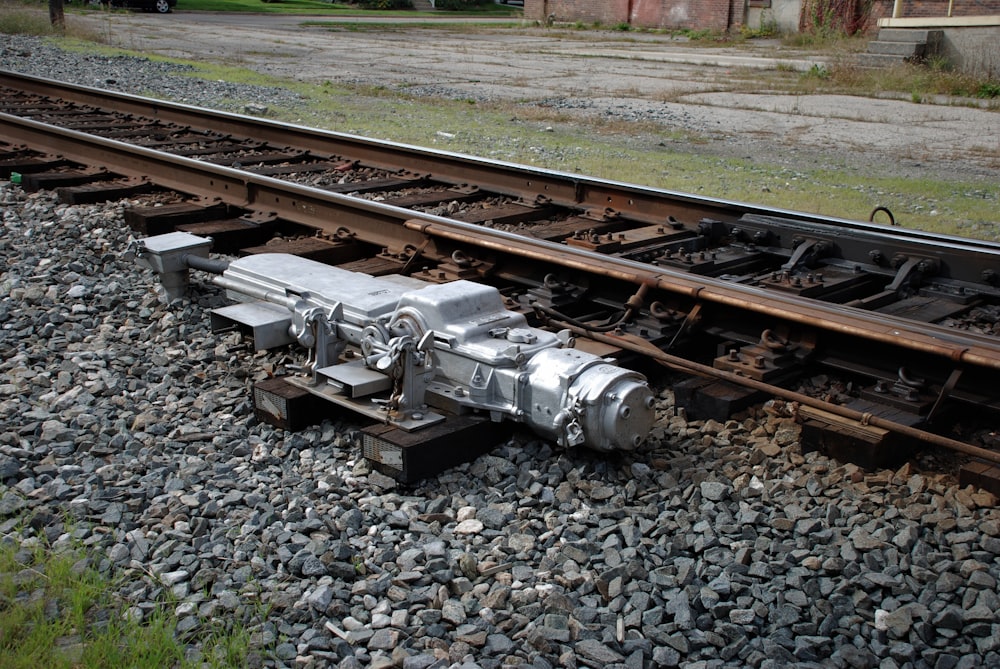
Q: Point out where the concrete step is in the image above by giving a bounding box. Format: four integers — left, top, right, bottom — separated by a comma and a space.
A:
867, 40, 926, 57
878, 28, 941, 43
856, 53, 912, 68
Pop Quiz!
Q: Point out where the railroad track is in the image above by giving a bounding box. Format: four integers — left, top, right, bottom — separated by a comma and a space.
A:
2, 70, 999, 486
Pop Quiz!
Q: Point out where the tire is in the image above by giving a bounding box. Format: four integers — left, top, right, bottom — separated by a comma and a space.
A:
154, 0, 171, 12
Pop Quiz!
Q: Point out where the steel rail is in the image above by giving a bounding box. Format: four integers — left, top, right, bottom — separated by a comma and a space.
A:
3, 110, 1000, 376
404, 219, 1000, 371
3, 69, 999, 262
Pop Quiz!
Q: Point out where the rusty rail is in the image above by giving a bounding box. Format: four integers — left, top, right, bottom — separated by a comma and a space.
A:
3, 108, 1000, 375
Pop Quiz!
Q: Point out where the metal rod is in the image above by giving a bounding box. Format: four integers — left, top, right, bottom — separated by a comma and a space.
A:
560, 325, 1000, 465
213, 276, 299, 310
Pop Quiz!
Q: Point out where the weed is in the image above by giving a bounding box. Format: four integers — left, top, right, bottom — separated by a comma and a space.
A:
612, 22, 631, 32
0, 0, 106, 41
803, 63, 830, 80
741, 9, 780, 39
0, 2, 54, 36
926, 55, 951, 72
978, 82, 1000, 99
681, 28, 715, 42
0, 525, 259, 668
831, 60, 1000, 103
0, 533, 185, 668
801, 0, 872, 38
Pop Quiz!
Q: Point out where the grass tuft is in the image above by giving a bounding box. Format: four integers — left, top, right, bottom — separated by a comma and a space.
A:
0, 528, 254, 668
0, 0, 109, 41
0, 0, 63, 36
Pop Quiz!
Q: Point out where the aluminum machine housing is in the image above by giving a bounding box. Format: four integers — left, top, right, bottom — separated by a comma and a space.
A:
135, 233, 656, 473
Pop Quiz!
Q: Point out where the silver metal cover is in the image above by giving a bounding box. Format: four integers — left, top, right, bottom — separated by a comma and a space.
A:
211, 302, 294, 350
224, 254, 426, 324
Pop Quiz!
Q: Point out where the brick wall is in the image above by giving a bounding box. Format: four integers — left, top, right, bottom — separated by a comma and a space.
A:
525, 0, 745, 31
525, 0, 998, 31
524, 0, 624, 25
898, 0, 1000, 16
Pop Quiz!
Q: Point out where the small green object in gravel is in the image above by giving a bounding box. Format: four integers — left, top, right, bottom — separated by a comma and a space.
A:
10, 172, 20, 184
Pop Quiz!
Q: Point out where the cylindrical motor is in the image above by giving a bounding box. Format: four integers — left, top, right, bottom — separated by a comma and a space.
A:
524, 348, 655, 451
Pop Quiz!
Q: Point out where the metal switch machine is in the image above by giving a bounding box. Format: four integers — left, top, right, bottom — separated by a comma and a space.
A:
135, 232, 656, 480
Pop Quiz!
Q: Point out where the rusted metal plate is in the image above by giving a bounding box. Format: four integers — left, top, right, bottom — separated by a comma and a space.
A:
654, 245, 766, 277
713, 344, 799, 383
757, 266, 878, 299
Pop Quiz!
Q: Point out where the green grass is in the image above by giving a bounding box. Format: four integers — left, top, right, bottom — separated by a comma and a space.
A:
0, 527, 258, 668
182, 0, 359, 13
158, 65, 991, 240
802, 59, 1000, 103
0, 535, 185, 668
0, 4, 53, 35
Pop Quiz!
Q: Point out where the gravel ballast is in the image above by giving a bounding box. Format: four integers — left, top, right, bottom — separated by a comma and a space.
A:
2, 40, 1000, 669
1, 35, 306, 114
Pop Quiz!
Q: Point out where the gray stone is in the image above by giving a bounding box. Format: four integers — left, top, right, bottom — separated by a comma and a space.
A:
368, 628, 399, 651
274, 642, 297, 660
307, 584, 334, 611
700, 481, 729, 502
441, 600, 466, 625
575, 638, 624, 663
875, 608, 913, 638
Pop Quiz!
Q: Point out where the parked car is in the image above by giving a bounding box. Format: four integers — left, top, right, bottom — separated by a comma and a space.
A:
89, 0, 176, 13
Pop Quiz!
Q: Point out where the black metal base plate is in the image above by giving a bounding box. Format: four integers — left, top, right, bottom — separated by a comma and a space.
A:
673, 376, 765, 421
252, 376, 327, 431
361, 414, 511, 484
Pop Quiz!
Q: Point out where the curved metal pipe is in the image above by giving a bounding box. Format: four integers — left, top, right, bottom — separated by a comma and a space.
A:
185, 254, 230, 275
